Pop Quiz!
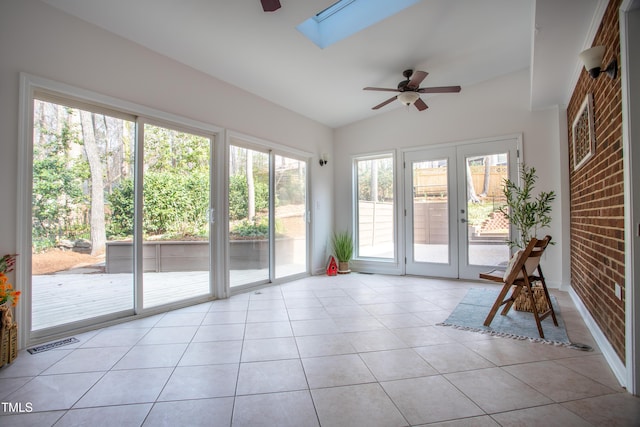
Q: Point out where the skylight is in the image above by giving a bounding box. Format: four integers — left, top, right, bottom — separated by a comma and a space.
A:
297, 0, 421, 49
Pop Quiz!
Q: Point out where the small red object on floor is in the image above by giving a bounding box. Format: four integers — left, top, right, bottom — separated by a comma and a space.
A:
326, 256, 338, 276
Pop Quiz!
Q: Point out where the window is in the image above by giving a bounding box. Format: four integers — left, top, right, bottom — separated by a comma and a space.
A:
355, 154, 395, 259
296, 0, 420, 48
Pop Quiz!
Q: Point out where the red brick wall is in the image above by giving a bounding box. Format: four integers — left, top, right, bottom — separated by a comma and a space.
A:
568, 0, 625, 361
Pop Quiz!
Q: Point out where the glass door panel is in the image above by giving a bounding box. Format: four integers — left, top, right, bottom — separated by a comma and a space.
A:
275, 155, 307, 278
356, 155, 395, 259
412, 159, 449, 264
142, 123, 211, 308
457, 141, 517, 279
405, 148, 457, 277
31, 99, 135, 331
464, 155, 510, 265
229, 145, 270, 287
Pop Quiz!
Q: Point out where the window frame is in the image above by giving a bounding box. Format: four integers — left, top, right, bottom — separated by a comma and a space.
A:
351, 151, 400, 272
225, 133, 312, 294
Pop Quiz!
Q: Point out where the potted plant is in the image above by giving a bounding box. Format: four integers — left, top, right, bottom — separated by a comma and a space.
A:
499, 164, 556, 249
1, 254, 19, 366
0, 254, 19, 308
332, 231, 353, 274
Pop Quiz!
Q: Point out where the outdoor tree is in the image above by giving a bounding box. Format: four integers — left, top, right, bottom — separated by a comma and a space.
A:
32, 112, 86, 252
247, 149, 255, 222
481, 155, 492, 196
466, 159, 480, 203
80, 111, 106, 256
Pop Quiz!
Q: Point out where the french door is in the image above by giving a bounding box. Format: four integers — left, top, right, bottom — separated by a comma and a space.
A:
404, 138, 518, 279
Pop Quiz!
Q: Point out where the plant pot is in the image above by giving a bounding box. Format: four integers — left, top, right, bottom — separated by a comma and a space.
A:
337, 261, 350, 274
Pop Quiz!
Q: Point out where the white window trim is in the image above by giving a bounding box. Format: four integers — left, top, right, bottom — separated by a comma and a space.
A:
351, 150, 402, 275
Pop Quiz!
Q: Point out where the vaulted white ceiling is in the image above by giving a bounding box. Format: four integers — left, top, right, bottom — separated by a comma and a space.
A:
41, 0, 604, 128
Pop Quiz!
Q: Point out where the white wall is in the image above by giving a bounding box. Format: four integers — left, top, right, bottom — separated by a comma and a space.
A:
334, 69, 569, 287
0, 1, 570, 287
0, 0, 334, 276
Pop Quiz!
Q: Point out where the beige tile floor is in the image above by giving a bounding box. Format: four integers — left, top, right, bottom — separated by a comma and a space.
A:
1, 273, 639, 426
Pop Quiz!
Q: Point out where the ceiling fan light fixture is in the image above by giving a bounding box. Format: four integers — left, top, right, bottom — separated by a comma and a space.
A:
261, 0, 281, 12
397, 91, 419, 106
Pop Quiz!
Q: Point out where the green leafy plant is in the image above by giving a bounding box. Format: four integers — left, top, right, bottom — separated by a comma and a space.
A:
107, 171, 210, 239
499, 164, 556, 249
332, 231, 353, 263
228, 174, 269, 221
231, 218, 269, 239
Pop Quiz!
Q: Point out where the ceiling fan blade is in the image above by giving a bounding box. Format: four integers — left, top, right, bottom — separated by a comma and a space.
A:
363, 87, 400, 92
407, 71, 428, 89
372, 96, 398, 110
417, 85, 462, 94
414, 98, 428, 111
261, 0, 281, 12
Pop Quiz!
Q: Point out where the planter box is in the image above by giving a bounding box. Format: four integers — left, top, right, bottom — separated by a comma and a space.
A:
106, 241, 209, 273
106, 238, 296, 273
229, 239, 268, 270
229, 238, 297, 270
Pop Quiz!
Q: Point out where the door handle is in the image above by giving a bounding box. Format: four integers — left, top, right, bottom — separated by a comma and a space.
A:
460, 218, 467, 223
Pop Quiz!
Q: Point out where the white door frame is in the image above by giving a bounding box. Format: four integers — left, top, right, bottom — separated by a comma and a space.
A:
620, 0, 639, 396
402, 134, 521, 279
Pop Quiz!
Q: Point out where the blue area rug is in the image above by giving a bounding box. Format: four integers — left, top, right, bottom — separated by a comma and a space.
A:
439, 288, 589, 350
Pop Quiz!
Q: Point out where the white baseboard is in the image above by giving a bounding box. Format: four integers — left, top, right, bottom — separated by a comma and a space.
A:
569, 287, 627, 388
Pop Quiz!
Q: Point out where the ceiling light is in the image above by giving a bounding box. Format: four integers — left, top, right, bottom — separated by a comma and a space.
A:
397, 91, 419, 106
579, 45, 617, 79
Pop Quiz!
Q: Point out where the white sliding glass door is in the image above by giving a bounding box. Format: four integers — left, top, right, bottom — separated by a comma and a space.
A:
274, 154, 307, 278
29, 95, 217, 339
228, 144, 271, 287
228, 139, 309, 289
141, 122, 213, 308
31, 98, 136, 333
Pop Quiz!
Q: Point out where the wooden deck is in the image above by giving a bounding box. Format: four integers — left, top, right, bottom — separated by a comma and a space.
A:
31, 268, 270, 331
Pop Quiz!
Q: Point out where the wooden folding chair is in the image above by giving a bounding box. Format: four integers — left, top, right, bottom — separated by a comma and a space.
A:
479, 235, 557, 338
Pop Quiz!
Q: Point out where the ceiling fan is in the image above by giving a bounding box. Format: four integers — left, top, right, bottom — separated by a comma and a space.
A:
261, 0, 281, 12
364, 69, 461, 111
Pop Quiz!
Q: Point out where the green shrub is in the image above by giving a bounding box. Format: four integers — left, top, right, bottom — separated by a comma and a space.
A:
229, 174, 269, 221
107, 178, 134, 238
107, 171, 209, 239
230, 218, 269, 239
